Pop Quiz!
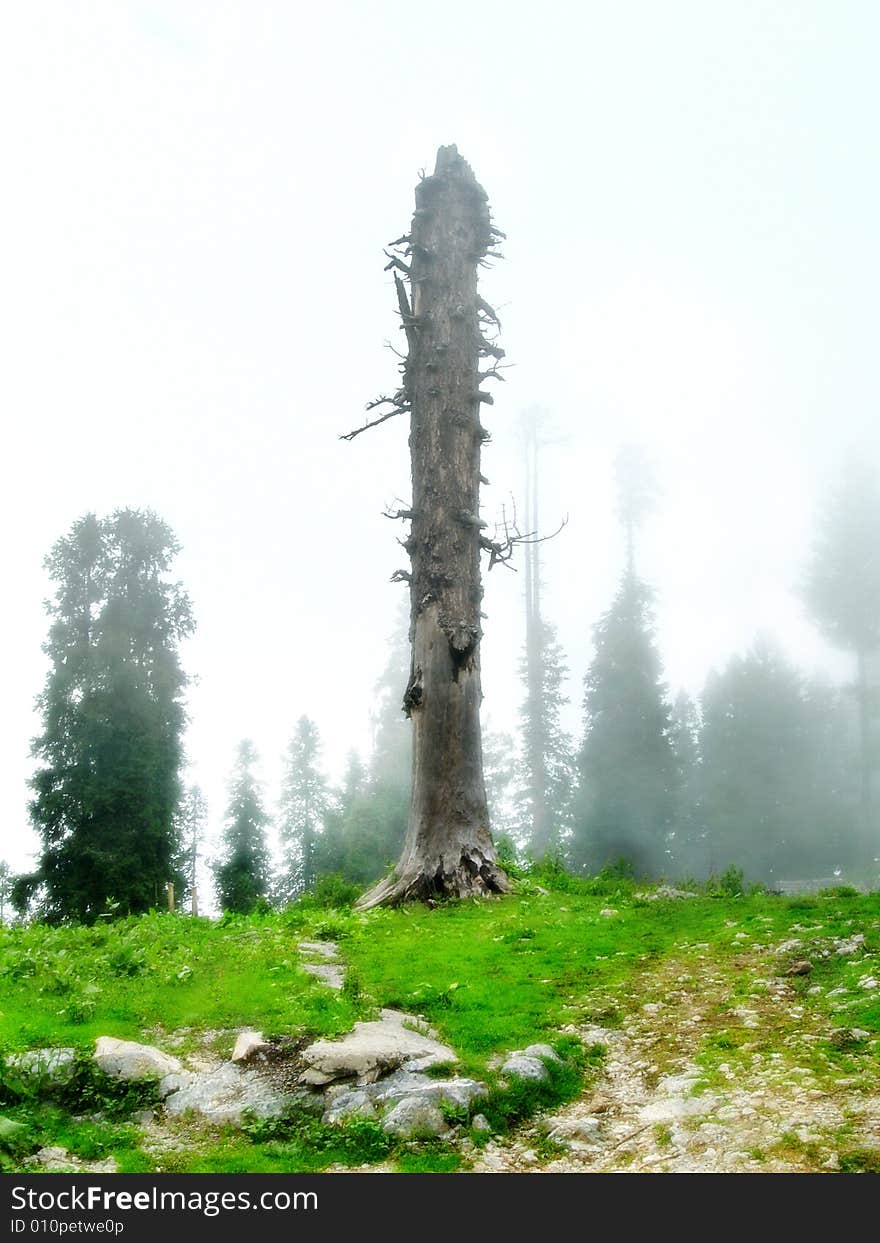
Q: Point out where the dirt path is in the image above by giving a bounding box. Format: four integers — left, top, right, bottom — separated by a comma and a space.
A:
472, 943, 879, 1173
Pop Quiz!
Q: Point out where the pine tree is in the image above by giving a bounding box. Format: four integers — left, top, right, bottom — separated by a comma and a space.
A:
214, 740, 271, 913
29, 510, 193, 922
667, 691, 704, 875
0, 862, 11, 923
516, 620, 574, 856
174, 785, 208, 916
573, 570, 677, 876
516, 412, 575, 857
277, 718, 330, 900
701, 641, 857, 883
803, 459, 880, 857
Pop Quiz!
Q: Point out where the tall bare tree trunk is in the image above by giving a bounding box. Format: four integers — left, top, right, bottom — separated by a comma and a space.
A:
358, 146, 510, 908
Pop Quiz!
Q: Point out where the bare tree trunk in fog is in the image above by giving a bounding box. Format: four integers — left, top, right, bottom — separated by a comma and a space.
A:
523, 417, 553, 856
357, 146, 510, 908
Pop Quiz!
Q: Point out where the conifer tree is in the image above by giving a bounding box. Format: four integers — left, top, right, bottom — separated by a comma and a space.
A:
277, 718, 330, 900
29, 510, 193, 922
214, 740, 271, 913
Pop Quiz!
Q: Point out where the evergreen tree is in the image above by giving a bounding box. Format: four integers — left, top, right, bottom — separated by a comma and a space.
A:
803, 459, 880, 856
277, 717, 330, 900
483, 726, 517, 839
29, 510, 193, 923
701, 641, 857, 883
174, 785, 208, 916
667, 691, 704, 875
515, 620, 574, 856
214, 740, 271, 913
0, 862, 11, 923
573, 570, 677, 876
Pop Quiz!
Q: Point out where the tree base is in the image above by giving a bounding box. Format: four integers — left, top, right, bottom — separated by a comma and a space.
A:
356, 850, 511, 910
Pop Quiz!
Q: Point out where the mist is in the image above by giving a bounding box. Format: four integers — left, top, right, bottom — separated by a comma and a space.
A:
4, 1, 880, 898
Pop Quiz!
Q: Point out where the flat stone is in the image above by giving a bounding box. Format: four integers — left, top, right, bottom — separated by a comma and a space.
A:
6, 1048, 77, 1085
472, 1114, 491, 1133
297, 941, 340, 959
381, 1097, 449, 1139
302, 962, 345, 990
546, 1116, 601, 1142
371, 1070, 487, 1111
94, 1037, 182, 1082
163, 1063, 289, 1125
299, 1010, 456, 1086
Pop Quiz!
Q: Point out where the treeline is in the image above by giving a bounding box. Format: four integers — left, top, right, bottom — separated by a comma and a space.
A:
6, 450, 879, 924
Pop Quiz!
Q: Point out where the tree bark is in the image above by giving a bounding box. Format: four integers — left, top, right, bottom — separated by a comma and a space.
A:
358, 147, 510, 908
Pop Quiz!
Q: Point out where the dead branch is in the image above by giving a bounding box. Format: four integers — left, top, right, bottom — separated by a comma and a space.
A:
395, 273, 418, 352
382, 506, 415, 521
390, 569, 412, 584
340, 402, 410, 442
384, 252, 412, 277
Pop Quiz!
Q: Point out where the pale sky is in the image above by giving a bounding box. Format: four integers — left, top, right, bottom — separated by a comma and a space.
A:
3, 1, 878, 872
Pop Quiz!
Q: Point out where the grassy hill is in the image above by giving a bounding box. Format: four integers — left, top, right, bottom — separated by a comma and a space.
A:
2, 872, 880, 1173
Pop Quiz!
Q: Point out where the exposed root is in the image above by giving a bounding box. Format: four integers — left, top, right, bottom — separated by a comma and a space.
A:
356, 853, 510, 910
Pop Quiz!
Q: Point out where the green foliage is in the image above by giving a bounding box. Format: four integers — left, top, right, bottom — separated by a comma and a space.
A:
29, 510, 193, 923
214, 740, 271, 914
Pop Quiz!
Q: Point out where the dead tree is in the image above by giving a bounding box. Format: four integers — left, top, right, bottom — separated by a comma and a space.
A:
347, 145, 511, 907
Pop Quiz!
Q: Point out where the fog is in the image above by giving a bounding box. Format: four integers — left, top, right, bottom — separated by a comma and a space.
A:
3, 2, 879, 880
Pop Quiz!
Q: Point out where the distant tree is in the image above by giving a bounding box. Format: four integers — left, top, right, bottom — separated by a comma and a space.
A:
0, 862, 12, 923
667, 691, 704, 875
614, 443, 660, 571
482, 726, 518, 839
175, 785, 208, 916
573, 570, 677, 876
370, 605, 412, 796
700, 641, 857, 882
29, 510, 193, 923
516, 621, 575, 856
277, 718, 330, 901
517, 411, 575, 857
803, 460, 880, 854
214, 741, 271, 913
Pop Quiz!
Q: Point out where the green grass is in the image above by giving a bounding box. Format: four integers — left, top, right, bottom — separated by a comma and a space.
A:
3, 880, 880, 1172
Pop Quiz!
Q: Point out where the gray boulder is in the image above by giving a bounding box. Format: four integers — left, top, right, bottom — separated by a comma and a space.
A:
500, 1055, 549, 1082
94, 1037, 182, 1082
381, 1097, 449, 1139
163, 1063, 289, 1125
522, 1044, 561, 1063
323, 1090, 378, 1125
372, 1070, 487, 1111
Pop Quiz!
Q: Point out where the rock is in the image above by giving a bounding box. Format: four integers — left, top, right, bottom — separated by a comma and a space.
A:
301, 963, 345, 990
371, 1070, 487, 1111
834, 934, 865, 956
0, 1115, 28, 1149
381, 1097, 449, 1140
472, 1113, 491, 1133
849, 1028, 871, 1042
775, 939, 803, 955
158, 1071, 197, 1099
5, 1048, 77, 1085
163, 1063, 290, 1125
545, 1116, 601, 1142
522, 1044, 561, 1063
599, 908, 618, 918
784, 960, 813, 977
323, 1090, 377, 1125
33, 1146, 117, 1174
94, 1037, 182, 1083
299, 1010, 456, 1086
500, 1055, 548, 1082
231, 1031, 270, 1063
635, 886, 697, 901
858, 975, 879, 990
297, 940, 340, 959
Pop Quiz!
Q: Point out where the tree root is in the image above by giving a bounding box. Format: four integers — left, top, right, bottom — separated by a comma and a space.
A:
356, 853, 510, 910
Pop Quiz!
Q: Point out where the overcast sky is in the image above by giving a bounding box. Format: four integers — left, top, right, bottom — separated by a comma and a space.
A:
4, 1, 879, 871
